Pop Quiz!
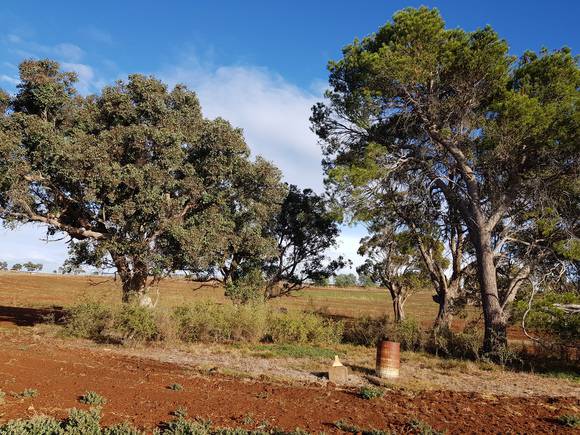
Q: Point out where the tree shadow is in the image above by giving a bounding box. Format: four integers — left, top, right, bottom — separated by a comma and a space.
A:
0, 305, 66, 327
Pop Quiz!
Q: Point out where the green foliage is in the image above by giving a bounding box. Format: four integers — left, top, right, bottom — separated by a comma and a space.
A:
512, 291, 580, 341
225, 268, 266, 305
172, 301, 267, 343
342, 315, 389, 346
0, 260, 7, 271
79, 392, 107, 406
333, 420, 387, 435
265, 310, 343, 345
167, 383, 183, 391
427, 326, 483, 360
389, 318, 422, 351
263, 185, 345, 297
0, 59, 286, 301
312, 5, 580, 354
0, 415, 63, 434
557, 414, 580, 428
406, 418, 444, 435
157, 416, 211, 434
358, 386, 384, 400
64, 301, 112, 340
112, 304, 159, 342
334, 273, 357, 288
18, 388, 38, 398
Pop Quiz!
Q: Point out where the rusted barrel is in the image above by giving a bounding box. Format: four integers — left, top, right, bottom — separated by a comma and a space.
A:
376, 340, 400, 378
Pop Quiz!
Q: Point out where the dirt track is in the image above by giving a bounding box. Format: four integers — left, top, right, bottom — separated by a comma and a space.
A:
1, 335, 578, 434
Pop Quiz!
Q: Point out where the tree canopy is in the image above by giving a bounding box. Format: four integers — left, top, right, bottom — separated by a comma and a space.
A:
312, 6, 579, 352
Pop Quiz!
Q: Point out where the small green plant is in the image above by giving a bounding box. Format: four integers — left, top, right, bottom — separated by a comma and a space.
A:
171, 407, 188, 418
358, 386, 384, 400
334, 420, 388, 435
19, 388, 38, 398
168, 383, 184, 391
79, 391, 107, 406
241, 414, 254, 425
406, 418, 444, 435
0, 389, 5, 404
557, 414, 580, 428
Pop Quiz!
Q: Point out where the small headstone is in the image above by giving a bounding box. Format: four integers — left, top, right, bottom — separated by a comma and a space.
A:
328, 355, 348, 384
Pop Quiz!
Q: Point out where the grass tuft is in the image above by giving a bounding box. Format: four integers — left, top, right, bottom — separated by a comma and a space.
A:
358, 386, 384, 400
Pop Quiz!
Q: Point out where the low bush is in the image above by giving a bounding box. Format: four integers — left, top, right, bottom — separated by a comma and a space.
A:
358, 386, 384, 400
390, 318, 422, 351
266, 310, 343, 345
342, 315, 389, 346
512, 291, 580, 342
113, 304, 159, 342
427, 325, 483, 360
172, 301, 267, 343
79, 391, 107, 406
64, 301, 112, 340
343, 316, 421, 350
557, 414, 580, 428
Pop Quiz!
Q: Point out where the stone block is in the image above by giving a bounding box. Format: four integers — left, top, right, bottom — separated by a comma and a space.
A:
328, 365, 348, 384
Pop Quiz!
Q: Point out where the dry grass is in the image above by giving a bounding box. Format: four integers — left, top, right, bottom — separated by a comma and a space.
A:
0, 271, 438, 320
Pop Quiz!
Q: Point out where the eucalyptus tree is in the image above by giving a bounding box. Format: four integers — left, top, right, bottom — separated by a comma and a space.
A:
263, 185, 345, 297
311, 7, 579, 352
193, 184, 345, 301
0, 59, 268, 304
357, 228, 428, 322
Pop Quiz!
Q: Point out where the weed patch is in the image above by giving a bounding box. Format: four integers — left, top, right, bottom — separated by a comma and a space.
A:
79, 391, 107, 406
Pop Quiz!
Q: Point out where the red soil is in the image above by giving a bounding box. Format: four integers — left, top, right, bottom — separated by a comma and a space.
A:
0, 335, 578, 434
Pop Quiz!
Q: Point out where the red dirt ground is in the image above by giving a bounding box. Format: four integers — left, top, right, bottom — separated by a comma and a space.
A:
1, 335, 578, 434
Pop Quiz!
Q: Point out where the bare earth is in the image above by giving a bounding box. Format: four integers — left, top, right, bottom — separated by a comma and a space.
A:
0, 331, 578, 434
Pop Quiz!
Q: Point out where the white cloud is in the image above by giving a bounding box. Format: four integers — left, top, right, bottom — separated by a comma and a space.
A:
62, 62, 95, 95
85, 26, 113, 44
3, 34, 84, 63
160, 59, 325, 191
0, 74, 19, 85
53, 43, 84, 62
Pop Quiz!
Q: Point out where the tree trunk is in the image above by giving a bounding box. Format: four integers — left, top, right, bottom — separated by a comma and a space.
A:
473, 231, 507, 354
433, 279, 459, 329
391, 292, 405, 323
112, 254, 152, 306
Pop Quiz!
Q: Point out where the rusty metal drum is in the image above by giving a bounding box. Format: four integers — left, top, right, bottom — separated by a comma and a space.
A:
376, 340, 400, 378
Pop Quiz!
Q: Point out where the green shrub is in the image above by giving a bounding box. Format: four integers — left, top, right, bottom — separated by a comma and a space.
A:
65, 407, 102, 433
557, 414, 580, 428
342, 315, 390, 346
65, 301, 112, 340
113, 304, 159, 342
168, 383, 183, 391
512, 291, 580, 342
406, 418, 444, 435
157, 416, 212, 434
334, 420, 387, 435
390, 318, 422, 351
103, 422, 145, 434
19, 388, 38, 398
172, 301, 267, 343
265, 310, 343, 345
0, 415, 62, 434
79, 391, 107, 406
427, 325, 483, 360
224, 268, 265, 305
358, 386, 384, 400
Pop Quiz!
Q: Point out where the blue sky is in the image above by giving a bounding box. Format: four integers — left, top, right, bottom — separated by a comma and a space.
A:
1, 1, 579, 272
